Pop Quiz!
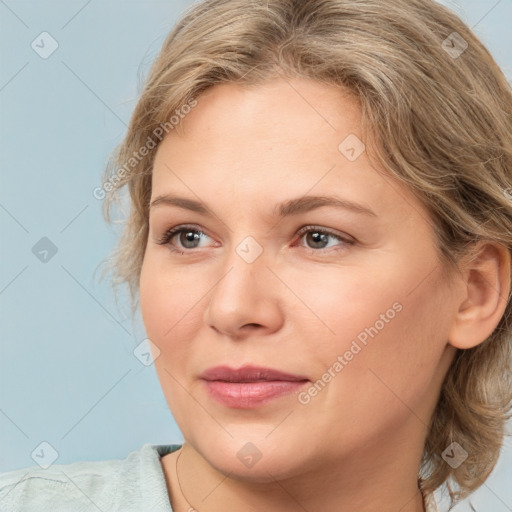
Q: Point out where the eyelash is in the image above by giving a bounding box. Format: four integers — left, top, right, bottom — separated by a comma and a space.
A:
156, 224, 354, 255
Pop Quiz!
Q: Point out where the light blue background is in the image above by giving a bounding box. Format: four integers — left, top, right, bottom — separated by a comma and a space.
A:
1, 1, 511, 510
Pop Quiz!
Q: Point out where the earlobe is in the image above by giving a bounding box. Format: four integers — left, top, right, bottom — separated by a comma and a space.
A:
448, 242, 511, 350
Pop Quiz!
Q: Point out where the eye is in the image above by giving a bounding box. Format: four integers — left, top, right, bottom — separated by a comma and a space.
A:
295, 226, 354, 252
156, 224, 212, 253
156, 224, 354, 254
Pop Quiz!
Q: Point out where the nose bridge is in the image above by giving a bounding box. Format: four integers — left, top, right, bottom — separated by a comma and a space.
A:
214, 233, 268, 302
203, 231, 281, 335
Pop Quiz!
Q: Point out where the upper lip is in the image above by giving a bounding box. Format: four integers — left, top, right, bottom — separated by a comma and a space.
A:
200, 365, 309, 383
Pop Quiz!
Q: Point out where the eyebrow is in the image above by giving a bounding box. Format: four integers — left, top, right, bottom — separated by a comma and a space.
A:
149, 194, 377, 218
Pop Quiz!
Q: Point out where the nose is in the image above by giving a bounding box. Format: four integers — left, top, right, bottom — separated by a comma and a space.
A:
202, 245, 284, 339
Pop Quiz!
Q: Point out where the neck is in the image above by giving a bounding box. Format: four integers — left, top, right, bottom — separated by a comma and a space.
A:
164, 422, 428, 512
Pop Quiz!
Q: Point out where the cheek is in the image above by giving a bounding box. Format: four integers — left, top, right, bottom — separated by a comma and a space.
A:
139, 260, 168, 340
139, 251, 203, 340
281, 260, 407, 353
291, 255, 452, 414
315, 274, 452, 432
139, 254, 202, 428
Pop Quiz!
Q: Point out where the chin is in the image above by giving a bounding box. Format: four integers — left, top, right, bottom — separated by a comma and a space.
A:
192, 435, 310, 482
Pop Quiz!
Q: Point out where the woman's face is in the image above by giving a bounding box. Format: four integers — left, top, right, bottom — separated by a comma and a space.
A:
140, 77, 460, 480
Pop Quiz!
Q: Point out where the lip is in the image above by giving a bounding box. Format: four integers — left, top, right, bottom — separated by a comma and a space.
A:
200, 365, 309, 382
200, 365, 310, 409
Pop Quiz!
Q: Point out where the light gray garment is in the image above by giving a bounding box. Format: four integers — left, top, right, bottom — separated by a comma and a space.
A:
0, 443, 181, 512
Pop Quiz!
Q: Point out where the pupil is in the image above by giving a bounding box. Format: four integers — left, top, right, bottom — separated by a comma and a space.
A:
182, 231, 199, 248
309, 232, 327, 248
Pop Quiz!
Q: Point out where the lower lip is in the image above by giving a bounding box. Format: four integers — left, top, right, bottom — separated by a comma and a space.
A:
202, 380, 309, 408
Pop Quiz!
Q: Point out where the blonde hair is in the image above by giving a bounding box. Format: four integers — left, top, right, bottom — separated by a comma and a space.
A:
99, 0, 512, 506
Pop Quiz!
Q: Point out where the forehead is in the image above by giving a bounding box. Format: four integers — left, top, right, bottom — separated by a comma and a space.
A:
150, 78, 430, 226
170, 78, 362, 144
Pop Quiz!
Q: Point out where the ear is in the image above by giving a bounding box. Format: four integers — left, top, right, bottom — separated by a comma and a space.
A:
448, 242, 511, 350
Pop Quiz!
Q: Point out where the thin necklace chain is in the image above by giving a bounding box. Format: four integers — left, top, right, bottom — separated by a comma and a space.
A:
174, 447, 429, 512
175, 448, 198, 511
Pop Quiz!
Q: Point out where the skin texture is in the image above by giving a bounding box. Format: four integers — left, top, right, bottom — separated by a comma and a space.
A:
139, 77, 510, 512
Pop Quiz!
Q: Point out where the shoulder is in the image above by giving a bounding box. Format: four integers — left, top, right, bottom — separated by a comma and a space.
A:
0, 443, 182, 512
0, 457, 120, 512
